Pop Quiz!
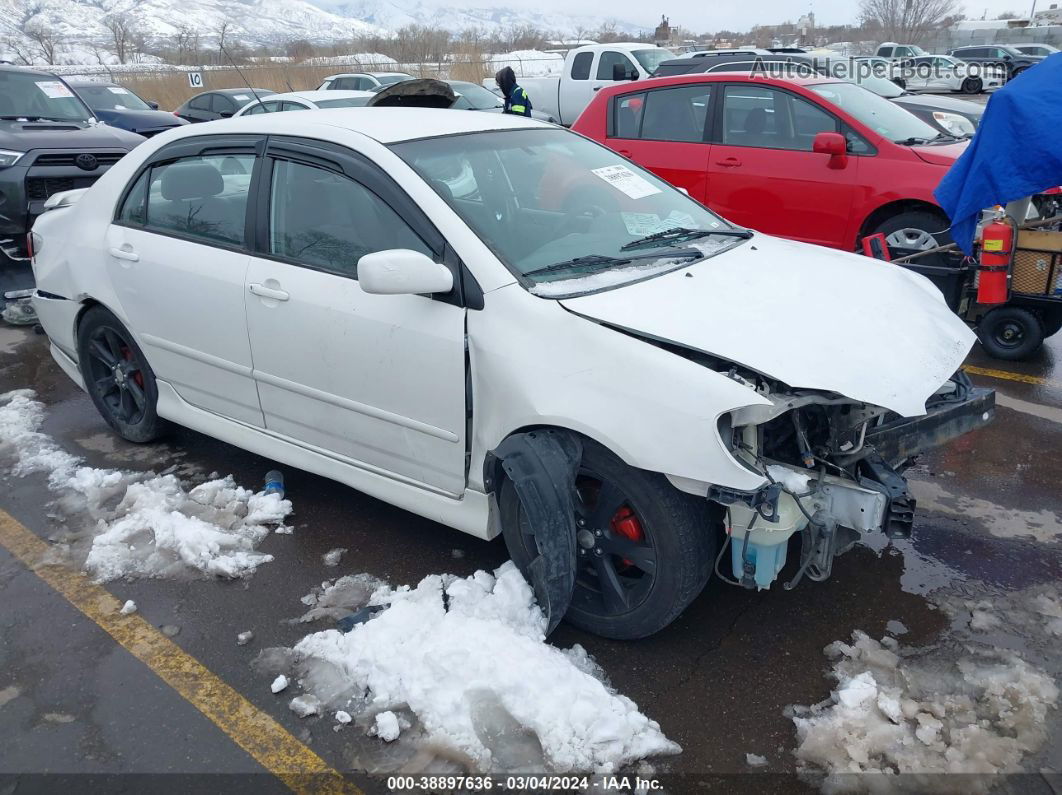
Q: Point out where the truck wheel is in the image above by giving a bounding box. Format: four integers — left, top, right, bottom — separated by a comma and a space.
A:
77, 306, 166, 443
873, 210, 953, 266
500, 437, 716, 640
960, 77, 982, 94
977, 306, 1045, 360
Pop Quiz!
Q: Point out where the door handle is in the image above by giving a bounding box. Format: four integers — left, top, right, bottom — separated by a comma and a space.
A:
617, 149, 632, 157
715, 157, 742, 168
249, 283, 289, 301
108, 245, 139, 262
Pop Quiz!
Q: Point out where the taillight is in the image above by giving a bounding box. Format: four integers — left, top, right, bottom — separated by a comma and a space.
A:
27, 231, 41, 259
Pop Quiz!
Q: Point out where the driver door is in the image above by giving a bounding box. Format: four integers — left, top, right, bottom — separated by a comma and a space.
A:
243, 141, 468, 495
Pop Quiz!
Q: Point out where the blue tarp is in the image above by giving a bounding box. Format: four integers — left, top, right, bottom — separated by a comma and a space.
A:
934, 52, 1062, 255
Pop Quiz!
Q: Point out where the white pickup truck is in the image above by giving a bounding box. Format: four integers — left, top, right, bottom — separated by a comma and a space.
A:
492, 43, 674, 126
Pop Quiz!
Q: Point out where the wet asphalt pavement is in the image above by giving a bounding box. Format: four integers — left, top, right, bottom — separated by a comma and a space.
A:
0, 262, 1060, 791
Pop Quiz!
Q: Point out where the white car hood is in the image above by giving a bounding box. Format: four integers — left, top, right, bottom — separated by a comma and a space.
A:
559, 234, 976, 418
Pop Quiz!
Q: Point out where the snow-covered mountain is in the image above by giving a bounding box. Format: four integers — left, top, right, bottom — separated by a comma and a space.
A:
0, 0, 384, 45
0, 0, 649, 49
319, 0, 650, 36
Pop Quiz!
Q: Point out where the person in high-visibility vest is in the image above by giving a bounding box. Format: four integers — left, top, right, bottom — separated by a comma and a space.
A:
495, 67, 533, 117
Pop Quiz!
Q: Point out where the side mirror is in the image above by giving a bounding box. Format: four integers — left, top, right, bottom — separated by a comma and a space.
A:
147, 100, 159, 110
358, 249, 454, 295
219, 110, 234, 118
813, 131, 848, 168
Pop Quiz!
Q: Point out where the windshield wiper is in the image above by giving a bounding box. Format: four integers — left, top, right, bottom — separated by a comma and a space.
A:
621, 226, 753, 252
894, 132, 961, 146
523, 254, 632, 278
523, 249, 702, 279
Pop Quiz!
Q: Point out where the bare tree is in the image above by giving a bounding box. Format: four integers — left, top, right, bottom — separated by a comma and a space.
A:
3, 35, 37, 66
102, 13, 136, 64
25, 24, 61, 64
859, 0, 964, 45
174, 25, 201, 65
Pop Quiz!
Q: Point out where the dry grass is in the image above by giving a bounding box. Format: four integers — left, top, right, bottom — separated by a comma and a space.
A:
114, 56, 493, 110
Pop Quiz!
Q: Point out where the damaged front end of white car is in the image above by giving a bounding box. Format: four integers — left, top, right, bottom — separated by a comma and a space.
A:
711, 365, 992, 591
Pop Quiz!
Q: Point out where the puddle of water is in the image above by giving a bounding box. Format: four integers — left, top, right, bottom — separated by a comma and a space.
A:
909, 478, 1062, 543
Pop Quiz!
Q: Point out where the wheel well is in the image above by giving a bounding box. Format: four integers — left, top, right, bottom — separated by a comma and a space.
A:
857, 200, 948, 248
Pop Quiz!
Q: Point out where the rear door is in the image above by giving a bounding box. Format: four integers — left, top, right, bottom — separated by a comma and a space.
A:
243, 139, 468, 494
604, 84, 713, 203
104, 135, 264, 425
706, 83, 858, 248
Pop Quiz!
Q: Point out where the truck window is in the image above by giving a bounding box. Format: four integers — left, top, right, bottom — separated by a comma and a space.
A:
571, 52, 593, 80
597, 51, 637, 81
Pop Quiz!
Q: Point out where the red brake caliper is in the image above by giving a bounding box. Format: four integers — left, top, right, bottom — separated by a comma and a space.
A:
122, 347, 145, 388
610, 506, 644, 568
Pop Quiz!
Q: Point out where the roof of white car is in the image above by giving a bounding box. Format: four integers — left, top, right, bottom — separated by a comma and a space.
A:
324, 72, 412, 79
188, 107, 547, 144
265, 89, 376, 102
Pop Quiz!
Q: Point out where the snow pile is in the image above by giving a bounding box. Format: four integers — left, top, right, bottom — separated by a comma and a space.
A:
490, 50, 564, 77
283, 562, 679, 773
0, 390, 291, 581
790, 630, 1058, 785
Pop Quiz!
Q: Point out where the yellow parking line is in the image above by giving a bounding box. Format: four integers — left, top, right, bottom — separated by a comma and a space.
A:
963, 365, 1057, 388
0, 509, 358, 795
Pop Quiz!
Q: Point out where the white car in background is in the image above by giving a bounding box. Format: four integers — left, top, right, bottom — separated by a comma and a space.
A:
235, 90, 375, 116
317, 72, 413, 91
894, 55, 1005, 94
29, 110, 992, 639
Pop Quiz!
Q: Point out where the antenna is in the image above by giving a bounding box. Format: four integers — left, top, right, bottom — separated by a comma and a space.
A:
219, 42, 271, 111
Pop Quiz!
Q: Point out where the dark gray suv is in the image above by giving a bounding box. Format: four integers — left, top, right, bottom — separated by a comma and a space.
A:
0, 66, 144, 260
947, 45, 1044, 80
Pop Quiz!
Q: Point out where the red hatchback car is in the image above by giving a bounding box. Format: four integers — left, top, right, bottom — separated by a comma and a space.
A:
572, 73, 968, 254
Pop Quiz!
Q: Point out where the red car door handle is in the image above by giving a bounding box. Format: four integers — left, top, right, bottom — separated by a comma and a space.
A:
617, 149, 632, 157
715, 157, 742, 167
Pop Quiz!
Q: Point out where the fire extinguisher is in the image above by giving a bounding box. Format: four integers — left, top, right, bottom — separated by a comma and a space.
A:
978, 215, 1014, 305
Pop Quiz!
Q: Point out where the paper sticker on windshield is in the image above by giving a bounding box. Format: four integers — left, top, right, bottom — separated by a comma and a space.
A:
233, 94, 250, 101
107, 86, 131, 94
35, 81, 74, 99
620, 210, 697, 236
591, 164, 661, 199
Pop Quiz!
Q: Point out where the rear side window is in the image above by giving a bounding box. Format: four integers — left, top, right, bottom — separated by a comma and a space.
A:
332, 77, 366, 90
268, 159, 430, 278
118, 153, 255, 246
211, 94, 235, 114
640, 85, 711, 142
570, 52, 593, 80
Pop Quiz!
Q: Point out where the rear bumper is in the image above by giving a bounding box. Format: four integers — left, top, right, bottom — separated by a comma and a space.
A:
864, 385, 995, 467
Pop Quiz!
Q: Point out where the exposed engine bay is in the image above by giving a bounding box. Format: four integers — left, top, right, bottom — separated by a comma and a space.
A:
706, 364, 994, 591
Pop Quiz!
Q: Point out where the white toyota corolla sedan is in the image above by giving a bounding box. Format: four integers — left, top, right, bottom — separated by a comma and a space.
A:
30, 109, 993, 638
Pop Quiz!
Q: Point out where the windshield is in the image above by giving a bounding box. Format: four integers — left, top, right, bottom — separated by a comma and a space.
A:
448, 81, 503, 110
0, 71, 93, 122
74, 83, 152, 112
810, 81, 940, 142
315, 96, 372, 108
392, 129, 742, 295
633, 49, 676, 74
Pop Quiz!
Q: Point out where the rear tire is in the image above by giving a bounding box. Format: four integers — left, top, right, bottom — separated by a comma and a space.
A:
960, 77, 982, 94
501, 437, 716, 640
977, 306, 1045, 360
77, 306, 166, 443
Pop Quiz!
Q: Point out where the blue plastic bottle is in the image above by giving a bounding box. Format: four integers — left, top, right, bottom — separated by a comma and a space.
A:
264, 470, 285, 499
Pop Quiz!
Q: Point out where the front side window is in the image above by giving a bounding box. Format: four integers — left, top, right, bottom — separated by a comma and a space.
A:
332, 77, 366, 91
268, 159, 430, 277
211, 94, 236, 114
189, 94, 212, 110
722, 85, 837, 151
640, 85, 710, 142
0, 70, 92, 122
612, 93, 646, 138
597, 51, 637, 81
124, 153, 255, 246
570, 52, 593, 80
393, 129, 742, 295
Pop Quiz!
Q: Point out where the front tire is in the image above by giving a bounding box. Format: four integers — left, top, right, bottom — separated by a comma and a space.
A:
977, 306, 1045, 360
501, 437, 717, 639
961, 77, 982, 94
77, 306, 166, 443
